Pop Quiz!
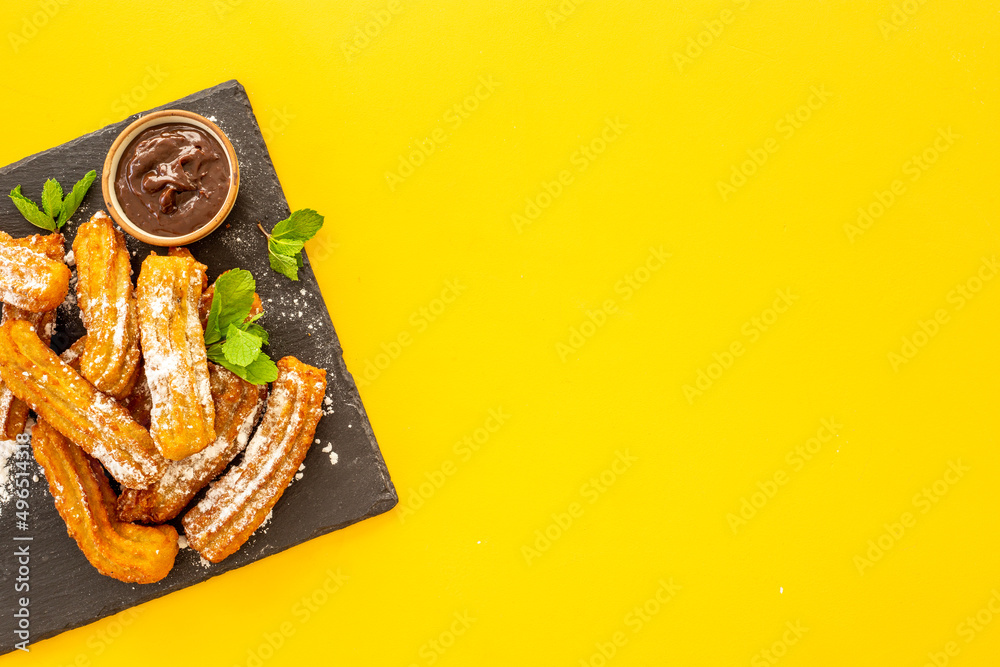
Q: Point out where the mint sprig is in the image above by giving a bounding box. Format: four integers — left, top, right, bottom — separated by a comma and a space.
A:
257, 209, 324, 281
203, 269, 278, 385
7, 170, 96, 231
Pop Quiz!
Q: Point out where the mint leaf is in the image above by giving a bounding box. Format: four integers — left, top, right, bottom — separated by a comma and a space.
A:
268, 236, 305, 257
259, 209, 324, 280
205, 269, 256, 345
207, 344, 228, 364
271, 209, 324, 242
9, 186, 56, 231
41, 179, 62, 221
207, 344, 247, 377
239, 322, 269, 345
268, 251, 299, 281
56, 169, 96, 227
207, 345, 277, 385
203, 268, 274, 386
242, 352, 279, 384
222, 324, 262, 366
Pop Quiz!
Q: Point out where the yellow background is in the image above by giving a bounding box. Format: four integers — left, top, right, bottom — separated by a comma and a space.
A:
2, 1, 999, 665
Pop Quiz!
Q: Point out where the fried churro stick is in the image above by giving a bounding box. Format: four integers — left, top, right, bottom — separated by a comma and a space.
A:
0, 305, 55, 438
32, 419, 178, 583
0, 233, 65, 436
0, 230, 70, 312
11, 232, 66, 263
136, 254, 215, 460
183, 357, 326, 563
0, 320, 165, 488
118, 363, 267, 524
168, 247, 208, 290
73, 212, 141, 399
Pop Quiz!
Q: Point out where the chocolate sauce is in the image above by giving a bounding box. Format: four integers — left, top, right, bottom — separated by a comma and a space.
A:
115, 123, 231, 237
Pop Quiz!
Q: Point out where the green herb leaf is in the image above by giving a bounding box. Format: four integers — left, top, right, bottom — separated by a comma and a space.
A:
202, 268, 275, 386
268, 250, 299, 281
8, 186, 56, 231
239, 322, 269, 345
56, 169, 96, 227
268, 236, 305, 257
207, 345, 278, 385
241, 352, 279, 384
206, 344, 246, 376
41, 179, 62, 221
259, 209, 324, 280
204, 269, 256, 345
271, 209, 324, 242
222, 324, 263, 366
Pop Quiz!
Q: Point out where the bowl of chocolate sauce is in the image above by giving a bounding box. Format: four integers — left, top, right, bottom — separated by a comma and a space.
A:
102, 109, 240, 246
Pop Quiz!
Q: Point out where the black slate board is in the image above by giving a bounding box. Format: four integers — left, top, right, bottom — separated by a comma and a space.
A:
0, 80, 396, 654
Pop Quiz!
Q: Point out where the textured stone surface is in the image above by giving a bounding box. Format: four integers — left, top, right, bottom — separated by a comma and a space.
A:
0, 80, 396, 654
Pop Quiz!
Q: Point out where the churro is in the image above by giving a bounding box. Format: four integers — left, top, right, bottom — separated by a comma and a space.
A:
136, 254, 215, 460
0, 229, 70, 312
0, 233, 64, 436
32, 419, 178, 584
0, 305, 55, 438
183, 357, 326, 562
73, 211, 141, 399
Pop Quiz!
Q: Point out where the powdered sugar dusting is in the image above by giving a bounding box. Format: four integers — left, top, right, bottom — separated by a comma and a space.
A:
0, 439, 19, 515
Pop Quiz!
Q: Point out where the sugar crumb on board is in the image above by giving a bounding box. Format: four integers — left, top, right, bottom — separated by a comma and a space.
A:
320, 443, 338, 465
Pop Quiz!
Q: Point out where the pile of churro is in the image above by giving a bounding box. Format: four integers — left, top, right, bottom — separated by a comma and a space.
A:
0, 211, 327, 583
